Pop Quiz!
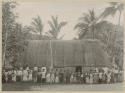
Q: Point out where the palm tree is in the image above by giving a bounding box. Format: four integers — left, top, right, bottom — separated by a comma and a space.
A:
31, 15, 43, 39
48, 16, 67, 39
100, 2, 124, 67
100, 2, 124, 25
74, 9, 97, 39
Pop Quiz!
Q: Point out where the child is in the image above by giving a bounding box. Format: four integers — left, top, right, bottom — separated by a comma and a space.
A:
46, 72, 51, 84
55, 74, 59, 84
28, 69, 33, 81
23, 69, 28, 82
70, 72, 74, 83
50, 71, 55, 84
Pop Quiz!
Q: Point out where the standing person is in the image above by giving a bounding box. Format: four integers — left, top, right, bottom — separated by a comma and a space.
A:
85, 73, 90, 84
17, 67, 23, 82
37, 68, 42, 83
89, 72, 93, 84
73, 72, 77, 83
63, 70, 66, 83
5, 70, 8, 83
65, 70, 70, 84
110, 71, 115, 83
59, 69, 64, 84
55, 69, 59, 84
77, 71, 81, 83
28, 69, 33, 82
114, 68, 118, 83
93, 72, 98, 84
70, 72, 74, 84
16, 68, 20, 82
16, 68, 19, 82
23, 68, 28, 82
2, 69, 6, 83
99, 71, 103, 84
12, 69, 17, 82
102, 73, 107, 83
8, 69, 12, 83
55, 73, 59, 84
23, 69, 28, 82
50, 69, 55, 84
33, 66, 38, 83
80, 72, 84, 84
106, 71, 111, 84
41, 69, 46, 83
46, 71, 51, 84
83, 72, 86, 84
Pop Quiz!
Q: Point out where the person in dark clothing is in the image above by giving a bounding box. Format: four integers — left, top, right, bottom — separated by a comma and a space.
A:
65, 70, 71, 84
59, 69, 64, 83
77, 71, 81, 83
41, 69, 46, 83
37, 68, 42, 83
8, 70, 12, 83
2, 70, 6, 83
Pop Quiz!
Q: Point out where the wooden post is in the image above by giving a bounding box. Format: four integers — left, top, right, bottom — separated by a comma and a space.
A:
50, 40, 53, 69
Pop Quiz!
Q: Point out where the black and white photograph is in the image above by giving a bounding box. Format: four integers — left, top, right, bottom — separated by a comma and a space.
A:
2, 0, 124, 91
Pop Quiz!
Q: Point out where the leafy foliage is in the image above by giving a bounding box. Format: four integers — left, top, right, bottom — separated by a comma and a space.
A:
31, 15, 44, 36
100, 2, 124, 25
2, 1, 27, 67
48, 16, 67, 39
74, 9, 98, 39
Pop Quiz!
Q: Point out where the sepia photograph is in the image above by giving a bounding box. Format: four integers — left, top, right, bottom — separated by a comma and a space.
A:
2, 0, 124, 91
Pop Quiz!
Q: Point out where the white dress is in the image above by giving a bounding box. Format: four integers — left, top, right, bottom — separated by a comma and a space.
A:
55, 76, 59, 83
46, 73, 51, 83
86, 76, 90, 84
29, 70, 33, 81
5, 72, 8, 82
89, 74, 93, 84
23, 70, 28, 81
12, 70, 17, 82
50, 73, 55, 83
107, 73, 111, 83
70, 74, 74, 83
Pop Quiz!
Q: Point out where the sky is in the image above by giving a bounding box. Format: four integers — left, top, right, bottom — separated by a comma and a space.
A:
14, 0, 124, 40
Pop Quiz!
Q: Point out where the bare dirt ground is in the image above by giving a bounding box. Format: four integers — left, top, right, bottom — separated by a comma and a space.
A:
2, 82, 124, 91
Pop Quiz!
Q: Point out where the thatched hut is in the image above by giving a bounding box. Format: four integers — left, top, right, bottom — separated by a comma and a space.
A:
20, 39, 111, 71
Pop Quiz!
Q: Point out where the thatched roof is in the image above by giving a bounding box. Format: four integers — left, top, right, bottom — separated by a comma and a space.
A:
20, 39, 111, 67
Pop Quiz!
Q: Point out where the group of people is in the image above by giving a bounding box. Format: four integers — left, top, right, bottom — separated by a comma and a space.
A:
2, 66, 123, 84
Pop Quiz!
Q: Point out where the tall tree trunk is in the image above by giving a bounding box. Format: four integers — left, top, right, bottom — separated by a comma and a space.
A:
118, 10, 121, 26
3, 31, 8, 67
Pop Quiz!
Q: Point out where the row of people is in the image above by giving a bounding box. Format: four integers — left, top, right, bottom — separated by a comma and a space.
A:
2, 66, 123, 84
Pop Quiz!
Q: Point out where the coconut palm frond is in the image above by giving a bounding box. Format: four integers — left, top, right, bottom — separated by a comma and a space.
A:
100, 7, 117, 18
58, 22, 67, 31
48, 16, 67, 39
79, 16, 91, 24
51, 16, 58, 28
79, 28, 89, 39
31, 15, 43, 35
74, 22, 88, 30
48, 21, 57, 32
100, 2, 123, 19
